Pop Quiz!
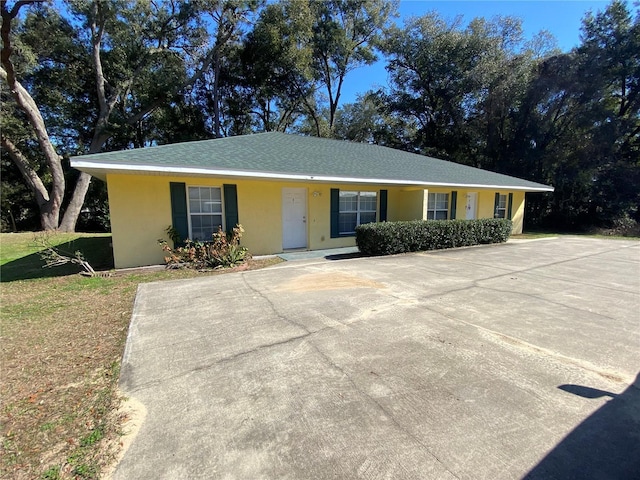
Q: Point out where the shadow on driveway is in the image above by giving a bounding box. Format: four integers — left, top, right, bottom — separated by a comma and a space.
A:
525, 373, 640, 479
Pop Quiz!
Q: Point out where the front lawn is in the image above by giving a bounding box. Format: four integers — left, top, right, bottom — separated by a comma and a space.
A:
0, 232, 281, 479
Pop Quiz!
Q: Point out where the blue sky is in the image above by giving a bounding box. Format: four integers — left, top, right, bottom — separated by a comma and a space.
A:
341, 0, 618, 103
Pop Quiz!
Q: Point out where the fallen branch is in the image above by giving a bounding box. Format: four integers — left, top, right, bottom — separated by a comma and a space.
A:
35, 233, 97, 276
39, 247, 96, 276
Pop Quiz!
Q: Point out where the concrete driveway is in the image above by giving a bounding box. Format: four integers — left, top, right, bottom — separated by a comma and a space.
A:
114, 237, 640, 480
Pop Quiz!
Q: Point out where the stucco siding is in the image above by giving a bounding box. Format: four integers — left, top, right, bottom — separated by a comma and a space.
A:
107, 175, 393, 268
106, 174, 528, 268
107, 174, 173, 269
511, 191, 525, 234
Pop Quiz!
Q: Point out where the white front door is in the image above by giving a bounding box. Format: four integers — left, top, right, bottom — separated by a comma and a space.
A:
282, 188, 307, 249
466, 192, 478, 220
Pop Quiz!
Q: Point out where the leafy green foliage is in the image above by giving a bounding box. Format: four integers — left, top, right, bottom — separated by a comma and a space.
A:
514, 1, 639, 230
2, 0, 637, 234
377, 12, 555, 164
308, 0, 397, 133
159, 224, 250, 269
365, 0, 639, 231
232, 0, 315, 133
355, 219, 513, 256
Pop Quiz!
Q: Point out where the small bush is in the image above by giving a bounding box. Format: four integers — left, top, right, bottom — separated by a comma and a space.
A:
355, 218, 512, 256
158, 224, 250, 269
595, 215, 640, 237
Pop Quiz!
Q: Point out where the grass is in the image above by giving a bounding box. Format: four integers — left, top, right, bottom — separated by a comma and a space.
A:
510, 232, 559, 240
0, 232, 282, 479
516, 229, 640, 240
0, 232, 114, 282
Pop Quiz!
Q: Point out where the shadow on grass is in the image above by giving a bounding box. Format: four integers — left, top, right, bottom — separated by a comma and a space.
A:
0, 236, 114, 282
524, 373, 640, 479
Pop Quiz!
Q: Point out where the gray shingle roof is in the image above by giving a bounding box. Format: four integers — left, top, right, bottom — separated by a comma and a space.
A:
70, 132, 553, 191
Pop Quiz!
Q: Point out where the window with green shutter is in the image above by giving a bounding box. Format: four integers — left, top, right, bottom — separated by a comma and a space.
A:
170, 182, 189, 245
170, 182, 238, 242
187, 186, 223, 241
330, 188, 383, 237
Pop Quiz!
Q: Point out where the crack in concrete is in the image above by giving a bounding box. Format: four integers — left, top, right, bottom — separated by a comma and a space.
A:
131, 272, 464, 476
240, 273, 313, 334
125, 331, 315, 393
423, 305, 631, 385
421, 241, 639, 295
239, 271, 464, 478
307, 341, 464, 480
127, 271, 370, 393
409, 270, 626, 325
475, 283, 622, 323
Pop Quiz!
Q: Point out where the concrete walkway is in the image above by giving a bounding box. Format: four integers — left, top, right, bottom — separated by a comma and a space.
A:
276, 245, 360, 261
114, 237, 640, 479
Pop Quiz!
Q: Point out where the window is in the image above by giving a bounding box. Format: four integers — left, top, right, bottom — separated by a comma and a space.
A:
339, 191, 377, 234
427, 193, 449, 220
188, 186, 223, 241
495, 194, 507, 218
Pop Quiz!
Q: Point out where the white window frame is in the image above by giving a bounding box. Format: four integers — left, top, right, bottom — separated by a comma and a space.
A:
427, 192, 449, 220
187, 185, 225, 241
495, 194, 507, 219
338, 191, 377, 235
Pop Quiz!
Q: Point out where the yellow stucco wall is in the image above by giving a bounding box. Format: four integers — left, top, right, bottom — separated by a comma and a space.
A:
107, 175, 173, 269
388, 188, 428, 221
511, 191, 525, 234
106, 174, 527, 268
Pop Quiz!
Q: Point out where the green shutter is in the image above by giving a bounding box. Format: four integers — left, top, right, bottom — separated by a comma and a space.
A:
170, 182, 189, 245
330, 188, 339, 238
223, 184, 238, 233
494, 192, 500, 218
379, 189, 388, 222
507, 193, 514, 220
450, 191, 457, 220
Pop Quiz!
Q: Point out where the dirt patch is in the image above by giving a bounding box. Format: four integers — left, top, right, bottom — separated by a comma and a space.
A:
277, 272, 385, 292
102, 394, 147, 480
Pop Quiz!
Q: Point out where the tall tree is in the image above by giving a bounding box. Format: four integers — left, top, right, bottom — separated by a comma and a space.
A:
1, 0, 244, 231
378, 13, 549, 165
308, 0, 396, 136
235, 0, 315, 133
515, 0, 639, 229
1, 1, 68, 230
579, 0, 640, 224
197, 0, 262, 138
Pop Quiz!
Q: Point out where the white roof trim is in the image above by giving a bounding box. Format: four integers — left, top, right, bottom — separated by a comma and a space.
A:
70, 160, 555, 192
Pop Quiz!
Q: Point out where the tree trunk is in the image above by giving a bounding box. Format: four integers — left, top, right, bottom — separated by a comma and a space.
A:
6, 206, 17, 232
41, 204, 60, 231
58, 172, 93, 232
213, 50, 221, 138
2, 1, 66, 231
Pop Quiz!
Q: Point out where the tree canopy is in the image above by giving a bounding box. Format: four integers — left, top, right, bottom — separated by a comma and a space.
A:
1, 0, 638, 233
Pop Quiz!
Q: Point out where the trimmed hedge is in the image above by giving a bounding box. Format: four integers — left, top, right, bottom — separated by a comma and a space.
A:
355, 218, 513, 256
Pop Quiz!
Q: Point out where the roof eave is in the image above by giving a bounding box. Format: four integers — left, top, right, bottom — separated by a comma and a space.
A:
70, 160, 554, 193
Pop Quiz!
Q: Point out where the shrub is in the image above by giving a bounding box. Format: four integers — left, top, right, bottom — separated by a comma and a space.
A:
596, 215, 640, 237
355, 218, 512, 256
158, 224, 250, 269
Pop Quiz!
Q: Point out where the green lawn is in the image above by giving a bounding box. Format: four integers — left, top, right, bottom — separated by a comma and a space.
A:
0, 232, 113, 282
0, 232, 281, 479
